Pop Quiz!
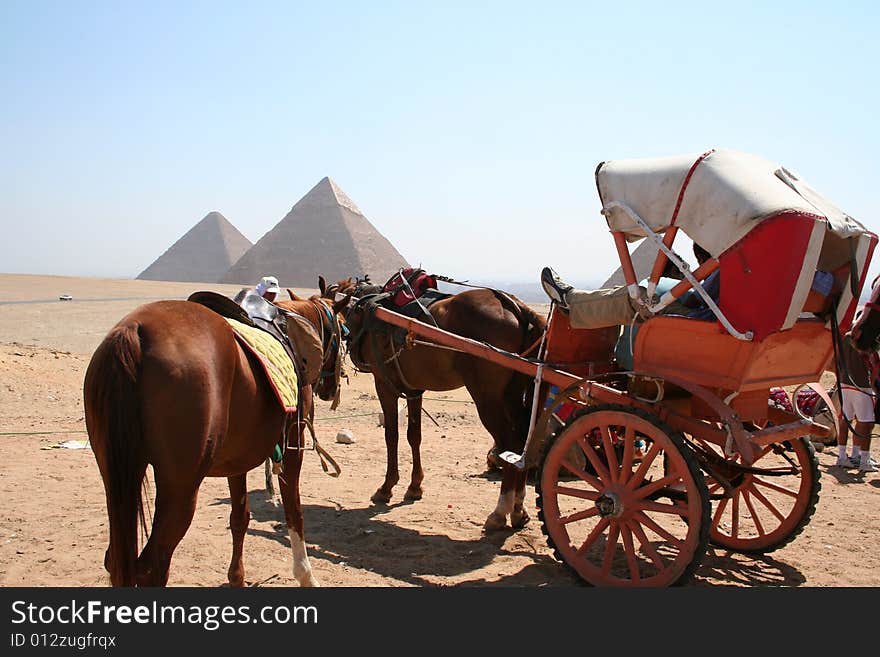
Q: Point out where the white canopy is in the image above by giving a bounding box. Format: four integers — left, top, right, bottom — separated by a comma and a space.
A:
596, 149, 868, 257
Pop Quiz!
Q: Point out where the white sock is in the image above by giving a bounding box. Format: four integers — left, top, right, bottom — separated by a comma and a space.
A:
852, 445, 861, 460
838, 445, 848, 460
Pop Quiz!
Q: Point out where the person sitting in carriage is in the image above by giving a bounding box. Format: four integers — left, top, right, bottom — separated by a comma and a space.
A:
540, 241, 720, 321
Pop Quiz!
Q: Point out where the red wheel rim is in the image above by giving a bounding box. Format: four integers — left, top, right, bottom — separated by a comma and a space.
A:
540, 410, 706, 586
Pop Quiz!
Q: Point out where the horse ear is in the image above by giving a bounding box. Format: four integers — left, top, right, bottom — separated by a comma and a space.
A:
318, 276, 327, 295
333, 294, 352, 314
287, 288, 301, 301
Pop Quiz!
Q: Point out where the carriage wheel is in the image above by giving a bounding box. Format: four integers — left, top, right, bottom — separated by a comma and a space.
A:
536, 405, 710, 587
698, 436, 820, 553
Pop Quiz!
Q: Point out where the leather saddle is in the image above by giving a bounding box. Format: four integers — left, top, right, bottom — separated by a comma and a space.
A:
187, 290, 302, 383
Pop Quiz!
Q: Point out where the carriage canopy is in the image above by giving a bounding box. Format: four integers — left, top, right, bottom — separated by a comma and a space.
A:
596, 149, 867, 256
595, 149, 877, 339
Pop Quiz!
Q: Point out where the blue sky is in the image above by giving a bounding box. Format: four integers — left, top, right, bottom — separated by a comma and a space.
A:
1, 1, 878, 287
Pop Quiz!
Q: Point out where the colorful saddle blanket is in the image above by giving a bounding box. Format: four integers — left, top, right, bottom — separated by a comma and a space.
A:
225, 318, 298, 412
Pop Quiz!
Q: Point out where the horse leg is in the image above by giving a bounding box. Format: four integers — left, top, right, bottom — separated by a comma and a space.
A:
277, 446, 318, 587
510, 469, 531, 529
371, 380, 401, 504
467, 379, 532, 531
484, 464, 518, 531
134, 484, 200, 586
403, 394, 424, 500
226, 474, 250, 587
264, 458, 279, 505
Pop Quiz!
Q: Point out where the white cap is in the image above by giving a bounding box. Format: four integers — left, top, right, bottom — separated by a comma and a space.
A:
256, 276, 281, 296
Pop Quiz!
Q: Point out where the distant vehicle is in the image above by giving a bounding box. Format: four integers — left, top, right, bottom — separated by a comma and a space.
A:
59, 295, 73, 301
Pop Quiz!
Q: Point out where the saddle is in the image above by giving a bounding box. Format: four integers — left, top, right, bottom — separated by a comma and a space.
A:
188, 290, 303, 384
380, 268, 451, 325
344, 273, 452, 398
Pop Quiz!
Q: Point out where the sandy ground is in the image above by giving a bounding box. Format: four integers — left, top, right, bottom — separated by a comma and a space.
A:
1, 273, 878, 587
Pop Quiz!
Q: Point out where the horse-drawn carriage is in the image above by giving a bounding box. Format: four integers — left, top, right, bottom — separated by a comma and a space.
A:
354, 148, 877, 586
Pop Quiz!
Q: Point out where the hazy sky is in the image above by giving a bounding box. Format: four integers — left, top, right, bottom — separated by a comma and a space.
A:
1, 1, 878, 287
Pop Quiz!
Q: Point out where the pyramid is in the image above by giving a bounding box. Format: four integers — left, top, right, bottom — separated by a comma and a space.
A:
137, 211, 253, 282
222, 177, 409, 288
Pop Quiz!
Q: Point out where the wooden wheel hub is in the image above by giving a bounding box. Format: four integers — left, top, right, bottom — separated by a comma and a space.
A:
596, 492, 623, 518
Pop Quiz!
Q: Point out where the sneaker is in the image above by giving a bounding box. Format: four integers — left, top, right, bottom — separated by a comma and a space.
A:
859, 459, 879, 473
541, 267, 574, 307
835, 457, 857, 468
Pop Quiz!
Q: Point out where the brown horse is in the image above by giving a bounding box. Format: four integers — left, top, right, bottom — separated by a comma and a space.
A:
327, 276, 546, 531
84, 288, 348, 586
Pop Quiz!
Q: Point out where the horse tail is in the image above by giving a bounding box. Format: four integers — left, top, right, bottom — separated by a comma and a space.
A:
490, 290, 547, 354
86, 322, 147, 586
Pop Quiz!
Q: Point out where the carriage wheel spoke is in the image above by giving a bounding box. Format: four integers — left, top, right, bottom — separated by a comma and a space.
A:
640, 500, 690, 516
559, 507, 601, 525
632, 473, 682, 501
619, 521, 640, 582
600, 425, 619, 484
712, 496, 729, 529
554, 485, 600, 502
634, 511, 684, 550
708, 481, 723, 495
747, 482, 787, 522
626, 441, 662, 490
577, 436, 612, 485
742, 489, 766, 536
629, 518, 665, 571
601, 521, 621, 576
731, 491, 740, 538
752, 477, 799, 499
560, 458, 603, 490
576, 517, 610, 557
618, 425, 636, 485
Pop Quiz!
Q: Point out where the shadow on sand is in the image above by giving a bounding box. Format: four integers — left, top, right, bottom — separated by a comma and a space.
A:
209, 491, 809, 587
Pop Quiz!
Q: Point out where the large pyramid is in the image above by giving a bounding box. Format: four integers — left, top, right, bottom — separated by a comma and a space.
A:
137, 211, 253, 282
222, 177, 409, 288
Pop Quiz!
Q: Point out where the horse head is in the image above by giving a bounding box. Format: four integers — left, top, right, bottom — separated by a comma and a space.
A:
852, 274, 880, 352
274, 287, 348, 407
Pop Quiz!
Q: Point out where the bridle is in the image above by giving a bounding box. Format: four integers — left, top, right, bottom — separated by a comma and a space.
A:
313, 298, 348, 410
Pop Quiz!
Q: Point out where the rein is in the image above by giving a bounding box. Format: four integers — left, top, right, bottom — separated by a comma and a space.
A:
311, 298, 346, 411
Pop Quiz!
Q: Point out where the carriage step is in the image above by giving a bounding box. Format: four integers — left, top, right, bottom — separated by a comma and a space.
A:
497, 451, 526, 470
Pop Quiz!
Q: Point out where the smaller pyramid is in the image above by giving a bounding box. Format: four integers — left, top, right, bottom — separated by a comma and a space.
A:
137, 211, 253, 283
222, 177, 409, 287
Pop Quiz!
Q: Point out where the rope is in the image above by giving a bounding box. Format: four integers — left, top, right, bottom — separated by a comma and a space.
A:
0, 430, 87, 436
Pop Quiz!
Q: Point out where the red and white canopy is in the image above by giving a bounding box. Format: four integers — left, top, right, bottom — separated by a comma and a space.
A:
595, 149, 877, 339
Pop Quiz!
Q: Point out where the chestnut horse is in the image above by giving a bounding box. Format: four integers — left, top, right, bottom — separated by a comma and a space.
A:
328, 277, 546, 531
84, 290, 348, 586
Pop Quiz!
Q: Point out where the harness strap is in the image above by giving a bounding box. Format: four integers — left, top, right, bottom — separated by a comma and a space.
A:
304, 416, 341, 478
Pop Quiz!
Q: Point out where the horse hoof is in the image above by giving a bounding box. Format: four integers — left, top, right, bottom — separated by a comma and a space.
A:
371, 490, 392, 505
482, 512, 508, 532
403, 487, 423, 501
511, 511, 531, 529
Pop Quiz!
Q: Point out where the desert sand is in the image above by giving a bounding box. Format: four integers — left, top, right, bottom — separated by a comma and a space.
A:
1, 273, 878, 587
